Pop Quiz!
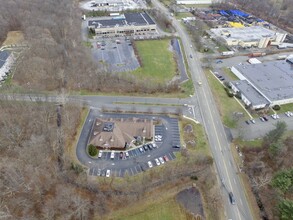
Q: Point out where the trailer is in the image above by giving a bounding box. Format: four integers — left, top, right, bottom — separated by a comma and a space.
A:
277, 55, 287, 60
249, 52, 266, 57
222, 51, 235, 56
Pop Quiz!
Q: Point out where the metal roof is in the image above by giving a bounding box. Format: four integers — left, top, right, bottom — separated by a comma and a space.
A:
88, 12, 155, 28
231, 80, 270, 106
234, 61, 293, 102
0, 50, 10, 62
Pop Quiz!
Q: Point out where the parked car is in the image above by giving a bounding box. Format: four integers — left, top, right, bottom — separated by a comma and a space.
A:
148, 161, 153, 168
250, 119, 256, 124
98, 151, 103, 158
159, 157, 165, 164
147, 144, 153, 150
106, 169, 111, 177
245, 120, 250, 125
143, 145, 148, 151
163, 155, 169, 162
110, 151, 115, 159
260, 117, 265, 122
229, 192, 236, 205
190, 54, 193, 58
139, 147, 144, 152
216, 60, 223, 64
263, 116, 268, 121
155, 158, 161, 166
119, 152, 123, 159
173, 145, 181, 148
125, 151, 129, 157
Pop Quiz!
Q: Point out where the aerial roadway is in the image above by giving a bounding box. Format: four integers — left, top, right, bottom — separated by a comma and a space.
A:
151, 0, 254, 219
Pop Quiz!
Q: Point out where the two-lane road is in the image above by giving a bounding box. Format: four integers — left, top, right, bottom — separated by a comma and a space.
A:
151, 0, 254, 219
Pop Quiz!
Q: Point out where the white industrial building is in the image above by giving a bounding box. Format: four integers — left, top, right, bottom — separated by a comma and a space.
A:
88, 12, 157, 38
230, 59, 293, 109
80, 0, 145, 11
0, 50, 14, 82
210, 26, 287, 48
176, 0, 213, 4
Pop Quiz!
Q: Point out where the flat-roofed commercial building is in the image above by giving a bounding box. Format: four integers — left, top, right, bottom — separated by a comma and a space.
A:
210, 26, 287, 48
176, 0, 212, 4
230, 60, 293, 109
88, 12, 157, 37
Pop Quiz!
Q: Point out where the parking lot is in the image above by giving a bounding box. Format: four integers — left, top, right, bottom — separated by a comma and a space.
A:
79, 112, 182, 178
91, 37, 140, 72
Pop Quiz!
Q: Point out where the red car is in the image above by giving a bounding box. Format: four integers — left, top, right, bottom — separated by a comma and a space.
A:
163, 155, 169, 162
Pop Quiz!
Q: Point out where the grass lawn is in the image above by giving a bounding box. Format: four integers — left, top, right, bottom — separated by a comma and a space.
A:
222, 67, 239, 81
109, 198, 187, 220
205, 70, 249, 128
175, 12, 194, 19
181, 80, 194, 96
179, 118, 209, 155
274, 103, 293, 114
131, 39, 176, 83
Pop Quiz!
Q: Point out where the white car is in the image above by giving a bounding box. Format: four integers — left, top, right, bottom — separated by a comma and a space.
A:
110, 151, 115, 159
148, 161, 153, 168
125, 151, 129, 157
106, 169, 111, 177
155, 158, 161, 166
198, 81, 202, 86
98, 151, 103, 158
159, 157, 164, 164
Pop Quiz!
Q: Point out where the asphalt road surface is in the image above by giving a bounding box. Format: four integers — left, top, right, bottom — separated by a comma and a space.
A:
150, 0, 254, 219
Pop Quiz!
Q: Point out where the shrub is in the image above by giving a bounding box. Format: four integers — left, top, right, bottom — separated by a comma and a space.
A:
88, 144, 97, 157
273, 105, 281, 110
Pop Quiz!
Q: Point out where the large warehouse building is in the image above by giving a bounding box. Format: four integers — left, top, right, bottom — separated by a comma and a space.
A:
88, 12, 157, 37
230, 59, 293, 109
210, 26, 287, 48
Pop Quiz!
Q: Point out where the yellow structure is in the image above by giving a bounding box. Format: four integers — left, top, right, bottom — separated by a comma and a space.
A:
228, 22, 244, 28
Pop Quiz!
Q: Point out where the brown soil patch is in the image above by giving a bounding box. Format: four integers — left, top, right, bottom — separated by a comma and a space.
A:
2, 31, 24, 46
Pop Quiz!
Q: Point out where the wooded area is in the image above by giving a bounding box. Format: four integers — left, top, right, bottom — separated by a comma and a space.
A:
0, 100, 220, 219
242, 122, 293, 219
0, 0, 179, 94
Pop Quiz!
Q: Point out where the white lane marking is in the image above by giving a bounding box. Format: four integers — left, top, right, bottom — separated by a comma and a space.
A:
201, 80, 243, 220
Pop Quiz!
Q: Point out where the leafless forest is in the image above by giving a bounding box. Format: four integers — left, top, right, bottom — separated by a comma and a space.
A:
0, 0, 178, 93
0, 100, 219, 219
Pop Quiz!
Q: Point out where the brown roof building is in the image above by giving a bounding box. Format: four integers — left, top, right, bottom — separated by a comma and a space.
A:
88, 117, 153, 150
